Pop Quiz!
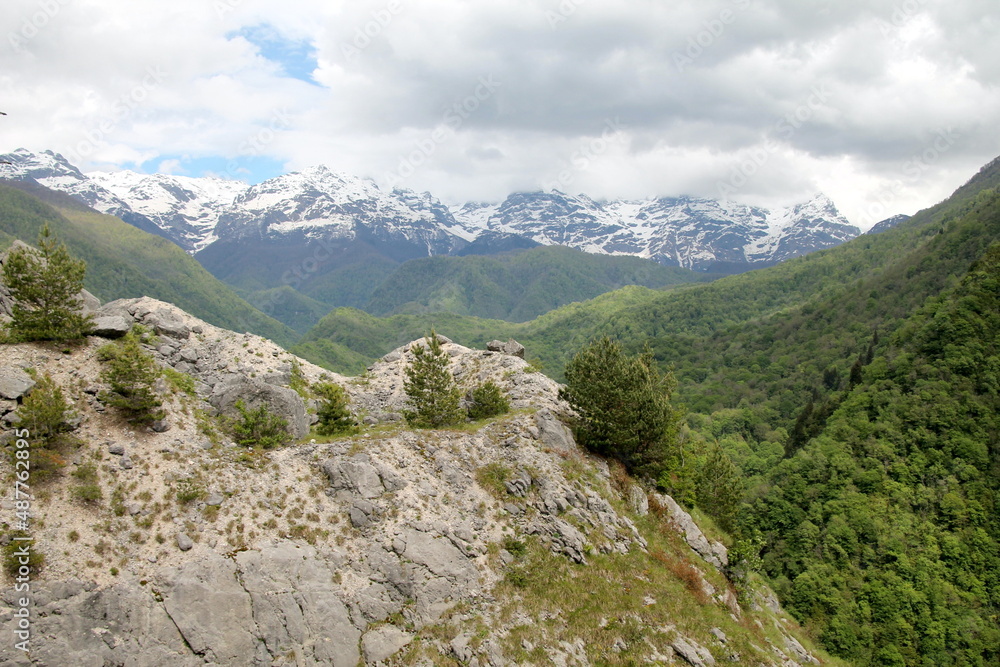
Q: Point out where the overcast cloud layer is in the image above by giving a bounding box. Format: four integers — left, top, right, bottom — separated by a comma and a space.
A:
2, 0, 998, 227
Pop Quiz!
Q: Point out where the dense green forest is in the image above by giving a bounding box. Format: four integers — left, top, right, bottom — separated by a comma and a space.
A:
0, 184, 296, 346
362, 245, 712, 321
295, 158, 1000, 665
206, 239, 711, 333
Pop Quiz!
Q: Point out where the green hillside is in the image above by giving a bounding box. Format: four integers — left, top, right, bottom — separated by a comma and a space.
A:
364, 245, 713, 322
291, 158, 1000, 665
747, 221, 1000, 665
0, 184, 297, 347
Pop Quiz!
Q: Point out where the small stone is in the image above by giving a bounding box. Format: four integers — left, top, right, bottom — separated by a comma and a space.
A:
120, 456, 134, 470
205, 493, 224, 507
126, 503, 142, 516
176, 533, 193, 551
108, 443, 125, 456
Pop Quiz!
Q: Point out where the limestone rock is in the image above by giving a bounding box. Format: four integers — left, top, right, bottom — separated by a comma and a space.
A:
672, 635, 716, 666
175, 533, 193, 551
0, 366, 34, 400
487, 338, 526, 358
652, 493, 728, 569
362, 625, 413, 663
210, 375, 309, 439
91, 315, 132, 338
628, 484, 649, 516
160, 552, 262, 664
534, 409, 577, 454
322, 453, 386, 499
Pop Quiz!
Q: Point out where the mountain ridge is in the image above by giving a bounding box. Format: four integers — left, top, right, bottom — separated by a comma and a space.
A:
2, 148, 863, 273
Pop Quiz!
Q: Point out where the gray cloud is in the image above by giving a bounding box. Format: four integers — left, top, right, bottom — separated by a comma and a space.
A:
1, 0, 998, 226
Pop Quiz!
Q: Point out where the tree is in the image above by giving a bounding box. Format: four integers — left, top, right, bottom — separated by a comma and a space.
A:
403, 331, 464, 428
15, 372, 77, 479
2, 225, 93, 342
98, 330, 164, 424
695, 444, 746, 532
467, 381, 510, 420
561, 337, 682, 478
228, 400, 291, 449
313, 381, 356, 435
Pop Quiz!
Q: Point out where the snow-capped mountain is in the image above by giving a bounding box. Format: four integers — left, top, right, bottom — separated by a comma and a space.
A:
0, 148, 172, 242
1, 148, 861, 272
450, 191, 860, 271
88, 170, 246, 252
212, 165, 463, 257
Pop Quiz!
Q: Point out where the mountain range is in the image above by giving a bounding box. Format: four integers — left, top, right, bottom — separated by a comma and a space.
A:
1, 148, 867, 273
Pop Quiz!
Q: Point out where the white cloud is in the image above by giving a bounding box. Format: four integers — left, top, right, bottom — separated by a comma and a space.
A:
1, 0, 998, 227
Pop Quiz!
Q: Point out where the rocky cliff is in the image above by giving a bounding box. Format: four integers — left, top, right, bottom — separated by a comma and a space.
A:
0, 295, 827, 665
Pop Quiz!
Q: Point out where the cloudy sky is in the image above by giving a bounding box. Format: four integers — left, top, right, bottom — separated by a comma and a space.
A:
2, 0, 998, 227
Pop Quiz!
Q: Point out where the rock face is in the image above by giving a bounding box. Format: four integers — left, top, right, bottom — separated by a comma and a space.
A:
0, 366, 34, 400
0, 300, 819, 666
209, 375, 309, 439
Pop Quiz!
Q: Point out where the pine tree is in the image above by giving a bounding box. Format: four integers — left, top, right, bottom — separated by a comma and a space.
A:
313, 381, 356, 435
2, 225, 93, 342
403, 331, 464, 428
98, 331, 164, 424
695, 444, 746, 532
561, 337, 682, 479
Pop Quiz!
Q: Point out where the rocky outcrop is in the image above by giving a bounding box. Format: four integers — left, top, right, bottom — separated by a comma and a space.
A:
209, 375, 309, 439
0, 307, 824, 666
0, 366, 34, 400
652, 492, 729, 570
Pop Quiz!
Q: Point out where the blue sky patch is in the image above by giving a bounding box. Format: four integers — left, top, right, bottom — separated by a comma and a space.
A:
230, 23, 319, 85
132, 154, 287, 185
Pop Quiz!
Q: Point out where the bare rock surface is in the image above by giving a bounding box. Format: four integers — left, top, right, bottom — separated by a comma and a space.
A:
0, 297, 822, 666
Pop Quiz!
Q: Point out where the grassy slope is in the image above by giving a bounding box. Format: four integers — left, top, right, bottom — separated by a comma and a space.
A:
0, 185, 297, 347
364, 245, 714, 322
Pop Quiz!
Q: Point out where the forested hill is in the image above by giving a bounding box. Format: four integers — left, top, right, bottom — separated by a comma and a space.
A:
0, 183, 296, 346
747, 226, 1000, 665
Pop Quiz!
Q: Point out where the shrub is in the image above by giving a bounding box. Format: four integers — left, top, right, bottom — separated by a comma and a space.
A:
71, 462, 102, 505
313, 381, 356, 435
3, 532, 44, 579
1, 225, 93, 342
14, 372, 76, 479
98, 331, 164, 424
561, 337, 682, 479
467, 381, 510, 420
403, 331, 464, 428
228, 400, 291, 449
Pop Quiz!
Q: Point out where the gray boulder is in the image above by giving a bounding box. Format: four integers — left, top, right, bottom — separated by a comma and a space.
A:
144, 308, 190, 339
0, 366, 34, 400
322, 454, 385, 499
534, 409, 578, 454
487, 338, 526, 358
210, 376, 309, 439
91, 315, 132, 338
652, 492, 728, 569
